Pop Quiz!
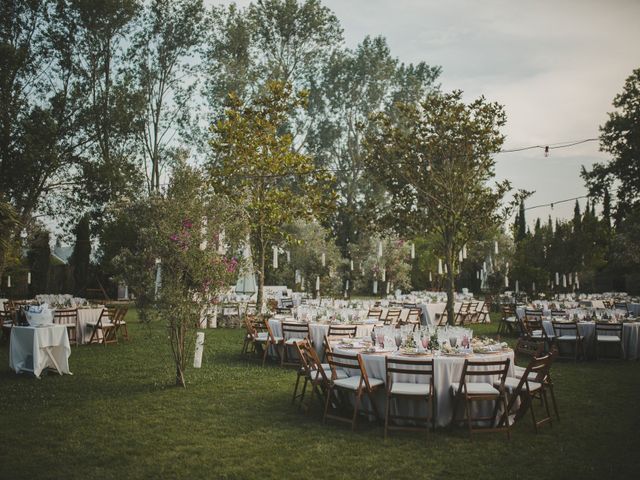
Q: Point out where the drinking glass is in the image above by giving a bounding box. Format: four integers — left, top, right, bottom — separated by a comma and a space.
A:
421, 334, 429, 350
395, 334, 402, 351
450, 337, 457, 348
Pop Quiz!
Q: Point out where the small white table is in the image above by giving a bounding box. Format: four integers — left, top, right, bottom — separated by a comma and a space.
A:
10, 325, 72, 378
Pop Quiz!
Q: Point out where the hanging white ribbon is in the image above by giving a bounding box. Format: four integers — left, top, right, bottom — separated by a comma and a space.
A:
286, 250, 290, 263
438, 258, 443, 275
350, 259, 354, 271
373, 280, 378, 294
429, 271, 432, 282
562, 274, 567, 288
504, 275, 509, 287
462, 244, 467, 259
515, 280, 519, 293
382, 268, 386, 282
377, 241, 383, 257
315, 275, 320, 292
532, 281, 536, 292
386, 281, 390, 294
494, 241, 499, 255
555, 272, 560, 285
458, 250, 463, 262
410, 243, 415, 259
321, 253, 326, 267
272, 245, 279, 269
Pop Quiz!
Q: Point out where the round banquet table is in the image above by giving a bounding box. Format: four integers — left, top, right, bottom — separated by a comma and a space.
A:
269, 318, 379, 354
542, 320, 640, 360
332, 346, 515, 428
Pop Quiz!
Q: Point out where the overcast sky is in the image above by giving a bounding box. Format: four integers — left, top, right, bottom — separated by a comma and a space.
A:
216, 0, 640, 225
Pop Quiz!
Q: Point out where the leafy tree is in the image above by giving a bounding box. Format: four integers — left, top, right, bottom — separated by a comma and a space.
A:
128, 0, 205, 192
113, 162, 246, 387
365, 90, 510, 324
208, 81, 333, 310
582, 67, 640, 223
70, 214, 91, 296
309, 36, 440, 258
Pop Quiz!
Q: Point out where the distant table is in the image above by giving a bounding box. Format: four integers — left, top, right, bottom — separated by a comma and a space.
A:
10, 325, 72, 378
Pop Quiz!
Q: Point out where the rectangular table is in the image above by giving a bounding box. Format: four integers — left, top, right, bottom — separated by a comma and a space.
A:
10, 325, 72, 378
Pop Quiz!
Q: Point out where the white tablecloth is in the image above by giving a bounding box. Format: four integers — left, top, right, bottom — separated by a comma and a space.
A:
10, 325, 71, 378
269, 318, 378, 354
333, 347, 514, 427
0, 298, 7, 311
542, 320, 640, 360
76, 307, 104, 344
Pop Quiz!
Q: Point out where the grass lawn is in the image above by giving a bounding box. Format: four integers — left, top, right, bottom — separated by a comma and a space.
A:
1, 310, 639, 480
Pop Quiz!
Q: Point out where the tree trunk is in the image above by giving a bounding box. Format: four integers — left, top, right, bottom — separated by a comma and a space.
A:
445, 237, 456, 326
255, 226, 265, 315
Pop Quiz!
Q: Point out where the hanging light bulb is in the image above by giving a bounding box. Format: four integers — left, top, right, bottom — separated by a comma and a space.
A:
382, 268, 386, 282
458, 250, 463, 262
462, 244, 467, 259
321, 253, 326, 267
377, 241, 383, 258
373, 280, 378, 294
544, 146, 550, 157
350, 259, 354, 271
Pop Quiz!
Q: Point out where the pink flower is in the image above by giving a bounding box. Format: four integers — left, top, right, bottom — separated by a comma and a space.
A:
182, 219, 193, 229
170, 233, 179, 242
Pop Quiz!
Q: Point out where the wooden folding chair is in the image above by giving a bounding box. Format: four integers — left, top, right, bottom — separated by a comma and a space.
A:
326, 324, 357, 340
366, 308, 383, 320
613, 302, 629, 315
87, 307, 119, 345
323, 350, 384, 431
450, 358, 511, 439
499, 354, 554, 433
497, 305, 517, 335
552, 320, 584, 361
0, 309, 16, 341
401, 308, 422, 329
476, 297, 492, 323
259, 318, 284, 367
383, 308, 402, 325
595, 321, 624, 359
281, 321, 310, 367
53, 308, 78, 346
384, 356, 435, 440
292, 339, 336, 413
454, 302, 473, 325
522, 312, 553, 349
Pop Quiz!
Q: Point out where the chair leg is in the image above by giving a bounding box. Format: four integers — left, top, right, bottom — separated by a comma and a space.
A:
292, 373, 302, 404
262, 343, 269, 367
323, 387, 334, 424
384, 394, 391, 440
352, 391, 362, 431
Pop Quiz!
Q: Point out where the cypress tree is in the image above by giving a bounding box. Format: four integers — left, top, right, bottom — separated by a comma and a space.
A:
71, 215, 91, 296
27, 230, 51, 295
602, 188, 611, 230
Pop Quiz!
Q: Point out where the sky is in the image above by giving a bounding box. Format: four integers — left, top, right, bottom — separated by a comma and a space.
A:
214, 0, 640, 226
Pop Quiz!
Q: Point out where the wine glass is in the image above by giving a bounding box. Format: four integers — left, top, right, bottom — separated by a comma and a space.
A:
421, 334, 429, 351
394, 334, 402, 351
449, 337, 457, 348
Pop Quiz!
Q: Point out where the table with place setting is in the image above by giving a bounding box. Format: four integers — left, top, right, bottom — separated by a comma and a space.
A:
329, 325, 514, 427
332, 345, 514, 427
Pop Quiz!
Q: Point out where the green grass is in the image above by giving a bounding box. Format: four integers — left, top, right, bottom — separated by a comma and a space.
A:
1, 311, 639, 480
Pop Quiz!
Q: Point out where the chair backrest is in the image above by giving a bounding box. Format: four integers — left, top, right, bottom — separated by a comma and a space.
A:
509, 354, 553, 395
384, 308, 402, 325
550, 310, 566, 318
281, 298, 294, 308
385, 356, 434, 391
282, 321, 309, 340
551, 320, 578, 338
613, 302, 629, 313
262, 317, 280, 342
367, 308, 383, 319
325, 350, 375, 390
523, 316, 543, 333
595, 321, 622, 336
0, 309, 16, 326
53, 308, 78, 326
501, 304, 515, 319
524, 308, 543, 319
459, 358, 510, 388
296, 339, 329, 384
514, 338, 544, 363
406, 308, 422, 324
327, 324, 357, 339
